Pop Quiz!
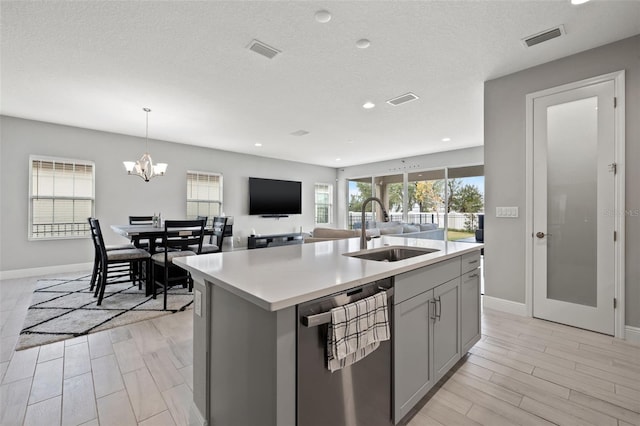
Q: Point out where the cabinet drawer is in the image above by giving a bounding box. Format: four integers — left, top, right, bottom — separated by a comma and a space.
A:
461, 251, 481, 274
461, 269, 481, 284
394, 257, 461, 304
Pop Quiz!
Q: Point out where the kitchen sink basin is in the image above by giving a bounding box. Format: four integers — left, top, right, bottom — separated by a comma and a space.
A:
344, 246, 439, 262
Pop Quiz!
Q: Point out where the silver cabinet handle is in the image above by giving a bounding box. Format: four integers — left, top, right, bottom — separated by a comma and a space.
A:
435, 296, 442, 321
430, 299, 437, 321
464, 273, 479, 283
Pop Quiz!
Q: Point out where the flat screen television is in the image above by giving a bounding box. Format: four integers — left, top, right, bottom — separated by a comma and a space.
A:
249, 177, 302, 216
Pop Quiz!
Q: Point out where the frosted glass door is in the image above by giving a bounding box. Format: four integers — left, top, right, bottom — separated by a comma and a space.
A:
546, 96, 598, 306
532, 80, 615, 335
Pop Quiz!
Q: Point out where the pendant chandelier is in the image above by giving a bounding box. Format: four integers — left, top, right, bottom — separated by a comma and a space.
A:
123, 108, 168, 182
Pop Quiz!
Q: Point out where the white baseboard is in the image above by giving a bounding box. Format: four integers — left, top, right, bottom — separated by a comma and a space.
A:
189, 401, 207, 426
624, 326, 640, 345
483, 295, 528, 317
0, 262, 93, 280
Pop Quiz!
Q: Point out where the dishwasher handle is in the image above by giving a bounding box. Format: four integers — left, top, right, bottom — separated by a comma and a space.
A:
301, 287, 394, 328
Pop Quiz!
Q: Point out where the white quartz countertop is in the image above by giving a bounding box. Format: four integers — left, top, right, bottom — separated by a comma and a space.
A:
174, 236, 483, 312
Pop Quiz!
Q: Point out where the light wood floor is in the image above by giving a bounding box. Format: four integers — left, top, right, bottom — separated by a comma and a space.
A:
1, 272, 195, 426
2, 272, 640, 425
407, 309, 640, 426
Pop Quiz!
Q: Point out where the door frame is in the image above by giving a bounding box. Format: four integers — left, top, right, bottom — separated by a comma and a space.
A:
524, 70, 626, 338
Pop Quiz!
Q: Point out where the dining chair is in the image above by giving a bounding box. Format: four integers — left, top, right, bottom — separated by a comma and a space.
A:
89, 218, 151, 305
150, 219, 205, 310
128, 215, 156, 249
129, 215, 154, 225
196, 216, 228, 254
88, 218, 136, 292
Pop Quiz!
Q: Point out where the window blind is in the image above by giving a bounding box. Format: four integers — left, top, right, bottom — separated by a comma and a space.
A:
314, 183, 332, 225
30, 157, 95, 239
186, 171, 223, 226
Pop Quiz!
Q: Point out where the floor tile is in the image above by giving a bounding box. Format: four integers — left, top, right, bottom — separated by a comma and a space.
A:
96, 389, 137, 426
91, 354, 124, 398
24, 395, 62, 426
2, 345, 39, 384
0, 376, 32, 425
138, 410, 177, 426
63, 342, 91, 379
123, 367, 167, 421
61, 372, 96, 426
29, 357, 63, 404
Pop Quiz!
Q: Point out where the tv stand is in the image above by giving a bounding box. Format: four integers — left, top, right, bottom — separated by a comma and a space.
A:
248, 233, 304, 249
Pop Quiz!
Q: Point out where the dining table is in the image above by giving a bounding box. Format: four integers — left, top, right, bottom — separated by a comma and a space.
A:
111, 223, 214, 254
111, 223, 214, 296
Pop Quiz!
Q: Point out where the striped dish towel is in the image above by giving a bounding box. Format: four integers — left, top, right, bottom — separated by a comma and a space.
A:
327, 290, 390, 372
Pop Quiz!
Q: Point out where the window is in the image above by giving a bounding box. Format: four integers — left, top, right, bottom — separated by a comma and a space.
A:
347, 177, 373, 229
314, 183, 333, 225
29, 156, 95, 239
186, 171, 223, 226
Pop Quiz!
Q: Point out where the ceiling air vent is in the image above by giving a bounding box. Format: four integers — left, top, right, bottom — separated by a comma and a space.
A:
522, 25, 565, 48
290, 130, 309, 136
248, 39, 281, 59
386, 92, 419, 106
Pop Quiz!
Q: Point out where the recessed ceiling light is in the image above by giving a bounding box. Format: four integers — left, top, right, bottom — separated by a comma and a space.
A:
315, 10, 331, 23
442, 137, 451, 142
356, 39, 371, 49
362, 102, 375, 109
335, 158, 341, 162
571, 0, 590, 4
254, 143, 262, 147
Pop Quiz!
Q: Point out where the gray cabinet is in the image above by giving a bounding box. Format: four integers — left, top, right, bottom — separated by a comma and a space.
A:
393, 249, 482, 424
393, 290, 434, 423
460, 269, 481, 353
432, 278, 460, 381
460, 250, 481, 353
393, 260, 461, 424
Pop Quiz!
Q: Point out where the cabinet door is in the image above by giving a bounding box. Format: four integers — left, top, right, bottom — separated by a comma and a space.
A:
393, 290, 433, 424
432, 278, 461, 381
460, 269, 481, 353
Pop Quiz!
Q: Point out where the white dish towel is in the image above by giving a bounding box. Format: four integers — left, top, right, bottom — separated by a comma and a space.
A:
327, 290, 391, 372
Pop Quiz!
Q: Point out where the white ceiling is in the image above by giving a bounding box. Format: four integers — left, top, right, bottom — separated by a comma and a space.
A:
2, 1, 639, 168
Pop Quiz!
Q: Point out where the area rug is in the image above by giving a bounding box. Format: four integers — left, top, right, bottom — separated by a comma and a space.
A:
16, 274, 193, 350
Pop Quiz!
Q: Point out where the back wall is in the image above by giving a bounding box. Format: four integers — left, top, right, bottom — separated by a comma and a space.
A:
0, 116, 337, 276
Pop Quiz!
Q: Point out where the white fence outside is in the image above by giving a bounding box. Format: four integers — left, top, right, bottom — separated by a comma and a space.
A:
348, 211, 482, 230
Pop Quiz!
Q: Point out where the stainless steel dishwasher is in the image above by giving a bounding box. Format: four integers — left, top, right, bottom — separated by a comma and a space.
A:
297, 278, 394, 426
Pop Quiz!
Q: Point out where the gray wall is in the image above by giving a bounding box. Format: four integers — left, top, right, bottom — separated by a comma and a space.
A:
0, 116, 337, 274
484, 35, 640, 327
336, 146, 484, 228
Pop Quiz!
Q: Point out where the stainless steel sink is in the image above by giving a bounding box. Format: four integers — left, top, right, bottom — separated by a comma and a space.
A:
344, 246, 439, 262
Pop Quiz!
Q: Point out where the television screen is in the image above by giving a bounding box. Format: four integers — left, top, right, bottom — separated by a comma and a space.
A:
249, 177, 302, 216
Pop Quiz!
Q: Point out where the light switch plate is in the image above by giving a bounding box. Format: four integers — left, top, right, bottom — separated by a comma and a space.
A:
496, 206, 519, 218
195, 289, 202, 317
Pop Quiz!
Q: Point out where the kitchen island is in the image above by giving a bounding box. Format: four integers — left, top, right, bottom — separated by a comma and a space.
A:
175, 236, 483, 426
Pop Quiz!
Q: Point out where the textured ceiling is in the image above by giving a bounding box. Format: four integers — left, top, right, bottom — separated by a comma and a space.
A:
2, 1, 639, 167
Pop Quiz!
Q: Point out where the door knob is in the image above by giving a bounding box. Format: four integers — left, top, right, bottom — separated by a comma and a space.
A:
536, 232, 552, 238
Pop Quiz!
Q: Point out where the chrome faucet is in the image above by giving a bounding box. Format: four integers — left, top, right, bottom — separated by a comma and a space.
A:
360, 197, 390, 249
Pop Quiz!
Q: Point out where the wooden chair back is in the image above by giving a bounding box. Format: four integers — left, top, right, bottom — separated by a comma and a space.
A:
211, 216, 228, 248
129, 216, 154, 225
161, 219, 206, 253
